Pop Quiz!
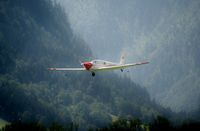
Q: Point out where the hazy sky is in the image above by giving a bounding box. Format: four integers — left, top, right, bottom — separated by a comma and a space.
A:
57, 0, 164, 61
57, 0, 143, 61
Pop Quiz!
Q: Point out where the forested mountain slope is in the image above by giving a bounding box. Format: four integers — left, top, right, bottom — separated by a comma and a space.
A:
0, 0, 170, 129
127, 0, 200, 112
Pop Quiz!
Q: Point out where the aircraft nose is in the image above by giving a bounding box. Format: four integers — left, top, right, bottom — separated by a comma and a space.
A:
83, 62, 93, 70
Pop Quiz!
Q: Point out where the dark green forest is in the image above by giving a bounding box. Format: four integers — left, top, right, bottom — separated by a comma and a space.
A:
0, 0, 200, 130
1, 116, 200, 131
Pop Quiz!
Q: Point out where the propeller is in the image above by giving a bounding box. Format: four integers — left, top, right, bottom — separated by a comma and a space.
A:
79, 60, 84, 66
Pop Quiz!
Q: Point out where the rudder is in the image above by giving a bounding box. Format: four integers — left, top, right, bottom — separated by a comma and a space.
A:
120, 53, 126, 64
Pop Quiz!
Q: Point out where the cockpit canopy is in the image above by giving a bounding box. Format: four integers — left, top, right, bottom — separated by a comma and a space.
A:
91, 59, 115, 65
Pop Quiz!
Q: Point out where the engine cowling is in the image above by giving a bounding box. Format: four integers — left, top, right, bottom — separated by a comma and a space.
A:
83, 62, 93, 70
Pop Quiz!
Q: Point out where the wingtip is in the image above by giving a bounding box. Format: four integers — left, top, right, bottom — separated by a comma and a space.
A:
139, 61, 149, 64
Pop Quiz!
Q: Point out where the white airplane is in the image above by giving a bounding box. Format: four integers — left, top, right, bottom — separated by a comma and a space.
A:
48, 55, 149, 76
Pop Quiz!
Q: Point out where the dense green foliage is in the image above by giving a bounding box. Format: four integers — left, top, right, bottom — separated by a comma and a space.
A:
0, 0, 172, 130
0, 119, 9, 129
1, 116, 200, 131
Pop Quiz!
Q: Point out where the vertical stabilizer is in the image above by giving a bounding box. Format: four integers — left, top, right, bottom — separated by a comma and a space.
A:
120, 53, 126, 64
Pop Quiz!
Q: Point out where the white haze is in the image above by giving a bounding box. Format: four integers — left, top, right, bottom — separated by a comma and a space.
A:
57, 0, 200, 113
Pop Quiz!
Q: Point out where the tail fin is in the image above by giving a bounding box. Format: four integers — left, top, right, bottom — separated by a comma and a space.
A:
120, 53, 126, 64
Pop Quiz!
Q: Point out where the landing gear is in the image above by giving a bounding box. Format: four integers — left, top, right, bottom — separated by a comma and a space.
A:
92, 72, 95, 77
120, 69, 123, 72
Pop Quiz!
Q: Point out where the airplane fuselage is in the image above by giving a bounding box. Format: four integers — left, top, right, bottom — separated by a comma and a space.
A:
83, 60, 118, 71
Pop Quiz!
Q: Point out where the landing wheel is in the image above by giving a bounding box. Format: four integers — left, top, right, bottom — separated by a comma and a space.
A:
92, 72, 95, 77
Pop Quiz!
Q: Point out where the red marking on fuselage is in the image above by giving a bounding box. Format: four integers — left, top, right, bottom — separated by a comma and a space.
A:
83, 62, 93, 70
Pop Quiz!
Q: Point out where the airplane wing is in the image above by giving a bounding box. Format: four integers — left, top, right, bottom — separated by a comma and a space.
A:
91, 61, 149, 71
48, 68, 85, 71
